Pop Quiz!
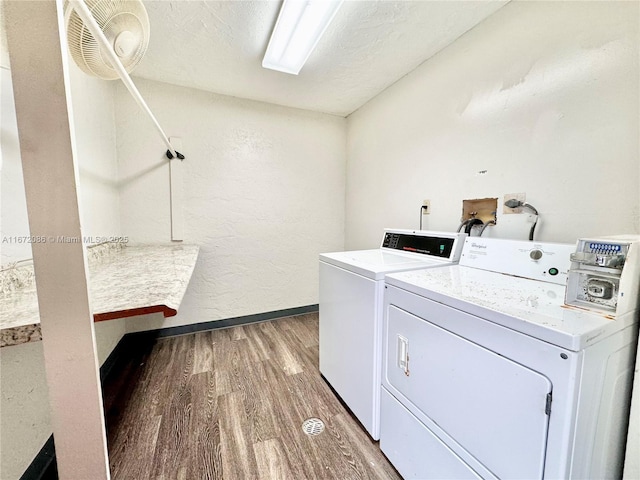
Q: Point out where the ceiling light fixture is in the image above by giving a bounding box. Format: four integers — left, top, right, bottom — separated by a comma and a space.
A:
262, 0, 344, 75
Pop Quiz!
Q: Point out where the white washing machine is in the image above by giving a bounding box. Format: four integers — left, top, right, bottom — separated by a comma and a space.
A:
380, 236, 640, 479
319, 229, 467, 440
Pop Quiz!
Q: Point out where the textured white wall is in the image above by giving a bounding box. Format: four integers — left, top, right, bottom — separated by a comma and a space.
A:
0, 341, 51, 480
117, 79, 346, 329
346, 1, 639, 249
0, 3, 7, 69
1, 66, 30, 263
70, 66, 122, 243
1, 63, 121, 261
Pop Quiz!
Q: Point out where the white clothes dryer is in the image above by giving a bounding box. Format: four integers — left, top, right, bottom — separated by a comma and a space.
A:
380, 236, 640, 479
319, 229, 466, 440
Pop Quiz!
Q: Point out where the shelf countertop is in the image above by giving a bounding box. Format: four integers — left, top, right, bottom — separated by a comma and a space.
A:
0, 243, 199, 347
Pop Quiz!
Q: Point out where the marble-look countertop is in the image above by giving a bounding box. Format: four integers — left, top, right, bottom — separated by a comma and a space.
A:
0, 244, 199, 347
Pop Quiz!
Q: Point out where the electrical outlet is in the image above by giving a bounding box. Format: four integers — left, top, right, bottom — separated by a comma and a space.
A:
422, 200, 431, 214
503, 193, 526, 214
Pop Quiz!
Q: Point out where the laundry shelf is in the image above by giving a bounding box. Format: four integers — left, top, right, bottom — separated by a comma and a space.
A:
0, 243, 199, 347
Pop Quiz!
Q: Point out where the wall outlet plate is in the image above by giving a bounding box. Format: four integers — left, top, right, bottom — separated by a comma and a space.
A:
422, 199, 431, 214
503, 193, 526, 214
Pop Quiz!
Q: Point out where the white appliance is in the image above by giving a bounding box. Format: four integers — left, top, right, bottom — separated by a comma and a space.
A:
319, 229, 467, 439
381, 236, 640, 479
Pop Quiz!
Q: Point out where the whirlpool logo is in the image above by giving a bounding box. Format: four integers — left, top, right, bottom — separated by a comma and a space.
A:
470, 243, 487, 249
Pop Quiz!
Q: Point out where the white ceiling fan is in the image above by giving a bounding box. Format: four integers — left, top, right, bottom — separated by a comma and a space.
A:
64, 0, 183, 159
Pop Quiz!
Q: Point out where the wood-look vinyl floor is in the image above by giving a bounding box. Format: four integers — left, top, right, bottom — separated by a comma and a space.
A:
104, 313, 401, 480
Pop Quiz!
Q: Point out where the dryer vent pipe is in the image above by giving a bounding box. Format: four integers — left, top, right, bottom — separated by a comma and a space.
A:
504, 199, 539, 241
457, 218, 484, 235
504, 199, 539, 215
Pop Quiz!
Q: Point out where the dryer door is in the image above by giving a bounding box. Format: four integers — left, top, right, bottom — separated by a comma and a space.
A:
385, 304, 552, 479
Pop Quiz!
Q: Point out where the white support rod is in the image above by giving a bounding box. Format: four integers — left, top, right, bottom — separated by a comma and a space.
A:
69, 0, 177, 157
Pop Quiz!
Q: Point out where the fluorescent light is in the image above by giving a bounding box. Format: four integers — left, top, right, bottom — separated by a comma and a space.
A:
263, 0, 344, 75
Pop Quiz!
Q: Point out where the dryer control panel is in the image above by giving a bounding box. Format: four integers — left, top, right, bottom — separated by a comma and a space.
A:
381, 230, 466, 262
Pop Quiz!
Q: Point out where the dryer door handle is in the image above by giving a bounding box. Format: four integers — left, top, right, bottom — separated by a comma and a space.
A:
397, 335, 410, 376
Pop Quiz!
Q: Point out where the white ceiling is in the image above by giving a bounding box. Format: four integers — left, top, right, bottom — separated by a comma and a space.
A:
133, 1, 509, 117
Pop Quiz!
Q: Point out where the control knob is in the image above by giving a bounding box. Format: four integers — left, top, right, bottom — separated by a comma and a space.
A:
530, 249, 543, 261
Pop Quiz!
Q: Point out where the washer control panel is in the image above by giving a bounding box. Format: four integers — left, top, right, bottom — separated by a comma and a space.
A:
459, 237, 574, 286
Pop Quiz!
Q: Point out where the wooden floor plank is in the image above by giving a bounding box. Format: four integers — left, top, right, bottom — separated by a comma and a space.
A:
334, 413, 402, 479
110, 414, 161, 480
243, 322, 272, 362
193, 331, 214, 374
210, 328, 232, 371
139, 338, 175, 417
240, 360, 282, 444
253, 438, 296, 480
218, 391, 258, 479
285, 368, 343, 423
258, 320, 304, 376
189, 371, 223, 480
280, 314, 319, 348
150, 375, 193, 478
230, 324, 247, 341
254, 357, 320, 479
213, 367, 233, 397
104, 313, 400, 480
